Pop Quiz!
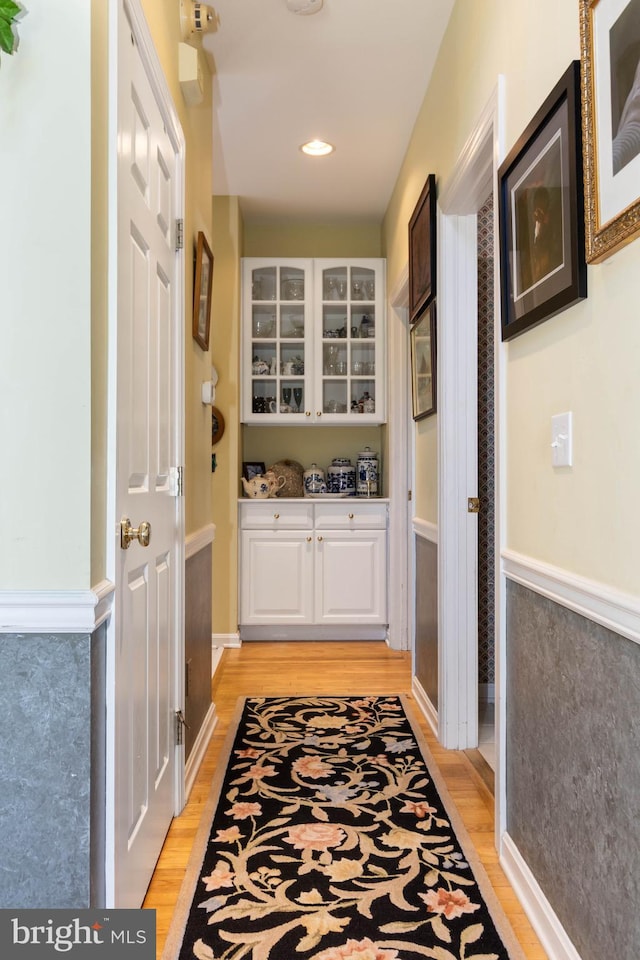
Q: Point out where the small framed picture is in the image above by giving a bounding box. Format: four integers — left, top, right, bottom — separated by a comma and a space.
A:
242, 461, 266, 481
408, 173, 437, 323
411, 301, 436, 420
580, 0, 640, 261
193, 231, 214, 350
498, 61, 587, 340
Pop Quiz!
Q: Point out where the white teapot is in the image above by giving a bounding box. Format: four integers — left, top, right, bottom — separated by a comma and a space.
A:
242, 471, 285, 498
242, 475, 271, 498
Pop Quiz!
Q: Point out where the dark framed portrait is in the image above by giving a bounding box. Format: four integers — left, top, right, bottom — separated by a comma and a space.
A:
410, 301, 436, 420
193, 231, 214, 350
408, 173, 437, 323
498, 61, 587, 340
580, 0, 640, 261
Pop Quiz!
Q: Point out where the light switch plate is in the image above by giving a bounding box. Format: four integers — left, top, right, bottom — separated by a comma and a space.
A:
551, 411, 573, 467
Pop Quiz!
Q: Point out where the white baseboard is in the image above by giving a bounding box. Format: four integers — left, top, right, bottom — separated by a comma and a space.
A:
185, 702, 218, 799
500, 833, 583, 960
213, 632, 241, 649
211, 644, 224, 678
502, 549, 640, 648
411, 676, 438, 738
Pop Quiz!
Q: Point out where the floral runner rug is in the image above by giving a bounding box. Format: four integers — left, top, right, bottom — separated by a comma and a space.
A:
162, 696, 525, 960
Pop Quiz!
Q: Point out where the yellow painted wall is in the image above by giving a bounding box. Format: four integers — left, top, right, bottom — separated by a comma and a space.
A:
383, 0, 640, 594
211, 196, 243, 636
244, 223, 382, 258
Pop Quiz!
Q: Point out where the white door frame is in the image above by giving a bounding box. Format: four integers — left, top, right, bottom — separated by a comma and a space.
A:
387, 266, 412, 652
104, 0, 186, 905
436, 80, 507, 835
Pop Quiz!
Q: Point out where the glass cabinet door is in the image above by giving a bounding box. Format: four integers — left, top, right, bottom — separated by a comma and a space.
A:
245, 261, 311, 421
243, 258, 384, 424
316, 261, 382, 422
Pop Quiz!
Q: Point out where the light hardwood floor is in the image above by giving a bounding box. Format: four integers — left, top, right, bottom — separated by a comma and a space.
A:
144, 641, 547, 959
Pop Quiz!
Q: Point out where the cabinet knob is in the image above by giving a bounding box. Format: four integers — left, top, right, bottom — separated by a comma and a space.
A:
305, 411, 311, 417
306, 536, 312, 542
317, 411, 322, 417
273, 513, 280, 519
348, 513, 354, 519
317, 535, 323, 542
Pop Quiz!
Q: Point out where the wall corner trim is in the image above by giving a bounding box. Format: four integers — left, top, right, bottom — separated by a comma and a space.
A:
186, 523, 216, 559
0, 580, 115, 634
413, 518, 438, 543
411, 676, 439, 739
500, 833, 583, 960
502, 549, 640, 647
185, 702, 218, 799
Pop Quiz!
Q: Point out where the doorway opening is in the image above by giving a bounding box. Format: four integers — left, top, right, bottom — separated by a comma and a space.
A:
477, 193, 496, 771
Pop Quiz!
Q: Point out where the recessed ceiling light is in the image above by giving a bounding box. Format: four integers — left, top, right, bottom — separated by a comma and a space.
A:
300, 139, 335, 157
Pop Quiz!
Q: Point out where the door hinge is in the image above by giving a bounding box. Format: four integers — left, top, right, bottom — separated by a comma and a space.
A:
408, 490, 412, 502
175, 709, 189, 745
175, 218, 184, 251
170, 465, 184, 497
467, 497, 480, 514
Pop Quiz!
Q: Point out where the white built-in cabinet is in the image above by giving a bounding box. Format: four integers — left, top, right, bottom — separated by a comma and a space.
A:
241, 258, 386, 424
239, 500, 388, 637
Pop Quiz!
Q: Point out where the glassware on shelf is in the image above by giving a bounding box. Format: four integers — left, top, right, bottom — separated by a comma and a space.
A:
282, 277, 304, 300
293, 387, 303, 412
254, 315, 275, 338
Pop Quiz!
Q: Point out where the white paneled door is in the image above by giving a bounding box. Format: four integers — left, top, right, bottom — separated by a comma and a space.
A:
111, 0, 185, 908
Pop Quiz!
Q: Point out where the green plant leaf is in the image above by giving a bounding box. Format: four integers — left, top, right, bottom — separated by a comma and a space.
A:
0, 0, 21, 20
0, 17, 14, 53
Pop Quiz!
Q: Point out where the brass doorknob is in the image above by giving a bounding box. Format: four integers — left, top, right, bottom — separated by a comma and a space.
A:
120, 517, 152, 549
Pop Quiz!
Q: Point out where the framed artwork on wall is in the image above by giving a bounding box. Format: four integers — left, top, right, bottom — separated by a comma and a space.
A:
242, 461, 266, 481
410, 301, 436, 420
498, 61, 587, 340
193, 231, 214, 350
408, 173, 437, 323
580, 0, 640, 262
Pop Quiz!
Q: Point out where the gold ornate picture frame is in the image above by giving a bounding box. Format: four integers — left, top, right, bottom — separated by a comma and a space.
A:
193, 231, 214, 350
580, 0, 640, 262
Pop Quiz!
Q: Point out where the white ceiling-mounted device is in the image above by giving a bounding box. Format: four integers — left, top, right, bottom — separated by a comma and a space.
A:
285, 0, 324, 15
180, 1, 217, 40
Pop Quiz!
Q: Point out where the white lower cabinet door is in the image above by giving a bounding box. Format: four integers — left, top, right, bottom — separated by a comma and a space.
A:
315, 529, 387, 623
241, 530, 314, 624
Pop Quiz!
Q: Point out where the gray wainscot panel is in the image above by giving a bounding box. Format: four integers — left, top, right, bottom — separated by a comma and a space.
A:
506, 580, 640, 960
0, 632, 98, 908
414, 535, 438, 708
185, 543, 213, 759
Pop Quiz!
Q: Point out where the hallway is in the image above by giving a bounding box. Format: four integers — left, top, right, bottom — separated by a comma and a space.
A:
145, 642, 547, 959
